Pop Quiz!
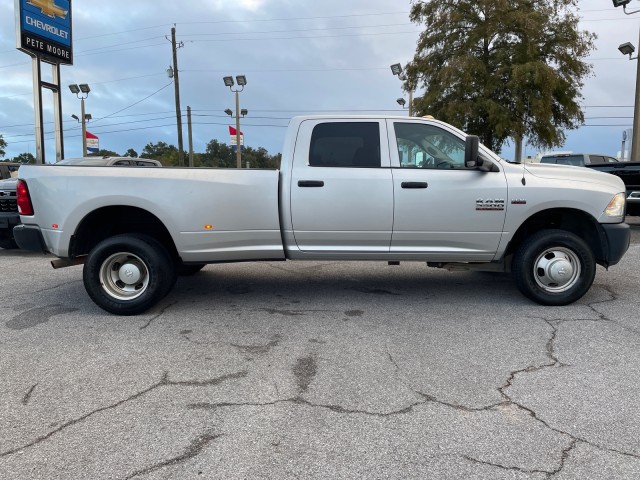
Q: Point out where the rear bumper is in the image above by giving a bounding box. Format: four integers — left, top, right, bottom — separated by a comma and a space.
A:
13, 224, 48, 252
600, 222, 630, 266
0, 212, 20, 231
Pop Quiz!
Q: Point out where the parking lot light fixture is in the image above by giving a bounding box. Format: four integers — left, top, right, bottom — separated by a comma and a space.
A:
224, 75, 248, 168
612, 0, 640, 14
224, 108, 233, 116
391, 62, 413, 116
69, 83, 91, 157
619, 42, 636, 58
397, 98, 406, 107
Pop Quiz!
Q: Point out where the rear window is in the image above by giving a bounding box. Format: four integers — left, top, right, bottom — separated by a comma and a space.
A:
540, 155, 584, 166
309, 122, 381, 168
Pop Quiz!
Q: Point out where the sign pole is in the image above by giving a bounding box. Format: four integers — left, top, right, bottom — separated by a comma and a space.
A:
52, 62, 64, 162
31, 57, 44, 164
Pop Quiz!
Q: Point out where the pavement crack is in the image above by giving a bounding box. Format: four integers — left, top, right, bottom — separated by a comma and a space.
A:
546, 438, 578, 479
230, 335, 281, 355
0, 370, 246, 458
461, 454, 550, 475
417, 392, 506, 412
21, 384, 38, 406
139, 301, 177, 330
123, 432, 222, 479
293, 397, 423, 417
188, 396, 425, 418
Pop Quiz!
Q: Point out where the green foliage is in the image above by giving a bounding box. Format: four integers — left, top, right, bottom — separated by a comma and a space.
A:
197, 140, 280, 169
140, 141, 181, 166
89, 149, 119, 157
11, 152, 35, 164
124, 148, 138, 158
0, 134, 6, 158
405, 0, 595, 153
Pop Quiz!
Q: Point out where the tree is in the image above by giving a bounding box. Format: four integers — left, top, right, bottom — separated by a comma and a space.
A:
89, 149, 119, 157
140, 141, 180, 165
11, 152, 35, 164
0, 134, 6, 158
405, 0, 595, 157
124, 148, 138, 158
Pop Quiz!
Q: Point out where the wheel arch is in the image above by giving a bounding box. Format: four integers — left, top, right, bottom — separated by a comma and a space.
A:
70, 206, 179, 261
506, 208, 608, 266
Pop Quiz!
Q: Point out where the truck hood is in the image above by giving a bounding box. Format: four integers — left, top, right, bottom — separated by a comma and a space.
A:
525, 163, 625, 191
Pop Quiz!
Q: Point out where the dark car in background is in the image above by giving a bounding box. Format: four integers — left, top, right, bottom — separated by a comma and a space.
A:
539, 153, 639, 216
539, 153, 619, 166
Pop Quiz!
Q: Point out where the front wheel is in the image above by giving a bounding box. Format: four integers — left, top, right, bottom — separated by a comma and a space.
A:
83, 234, 176, 315
512, 229, 596, 306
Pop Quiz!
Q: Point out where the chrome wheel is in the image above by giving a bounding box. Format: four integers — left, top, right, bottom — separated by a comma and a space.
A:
99, 251, 150, 300
513, 229, 595, 306
532, 247, 581, 293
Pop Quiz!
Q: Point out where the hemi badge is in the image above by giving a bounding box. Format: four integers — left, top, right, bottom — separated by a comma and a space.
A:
511, 199, 527, 205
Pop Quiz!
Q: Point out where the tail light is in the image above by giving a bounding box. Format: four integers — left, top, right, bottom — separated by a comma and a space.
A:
16, 179, 34, 215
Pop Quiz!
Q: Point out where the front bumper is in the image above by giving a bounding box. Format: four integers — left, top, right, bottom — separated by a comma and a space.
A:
13, 224, 48, 253
599, 222, 631, 266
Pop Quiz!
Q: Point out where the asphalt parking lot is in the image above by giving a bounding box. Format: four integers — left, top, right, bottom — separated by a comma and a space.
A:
1, 218, 639, 479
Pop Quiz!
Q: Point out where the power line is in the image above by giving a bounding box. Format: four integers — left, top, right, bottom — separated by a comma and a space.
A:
90, 82, 174, 125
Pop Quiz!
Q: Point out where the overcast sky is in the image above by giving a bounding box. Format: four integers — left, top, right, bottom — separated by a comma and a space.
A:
0, 0, 638, 163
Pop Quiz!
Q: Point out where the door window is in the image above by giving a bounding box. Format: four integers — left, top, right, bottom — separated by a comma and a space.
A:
309, 122, 381, 168
394, 123, 466, 169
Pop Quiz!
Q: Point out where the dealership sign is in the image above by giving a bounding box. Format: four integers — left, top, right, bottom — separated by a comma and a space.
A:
15, 0, 73, 64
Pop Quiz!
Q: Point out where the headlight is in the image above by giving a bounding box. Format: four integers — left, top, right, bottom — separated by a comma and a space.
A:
604, 192, 626, 217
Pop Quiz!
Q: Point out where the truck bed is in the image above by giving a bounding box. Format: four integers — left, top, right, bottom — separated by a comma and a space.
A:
18, 165, 285, 262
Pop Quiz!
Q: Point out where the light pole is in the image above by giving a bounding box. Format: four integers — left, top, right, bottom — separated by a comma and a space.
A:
618, 36, 640, 161
223, 75, 247, 168
391, 63, 413, 116
69, 83, 90, 157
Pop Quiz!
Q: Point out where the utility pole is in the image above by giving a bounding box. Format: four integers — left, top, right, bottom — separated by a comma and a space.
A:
169, 26, 185, 166
187, 106, 194, 167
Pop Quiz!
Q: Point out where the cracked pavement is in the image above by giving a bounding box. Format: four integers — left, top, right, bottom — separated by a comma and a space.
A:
1, 218, 639, 479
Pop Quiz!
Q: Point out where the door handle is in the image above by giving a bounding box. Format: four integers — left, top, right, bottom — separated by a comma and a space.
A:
298, 180, 324, 187
401, 182, 428, 189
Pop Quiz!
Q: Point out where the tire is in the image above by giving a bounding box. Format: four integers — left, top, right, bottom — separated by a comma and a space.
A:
83, 234, 177, 315
178, 263, 206, 276
512, 229, 596, 306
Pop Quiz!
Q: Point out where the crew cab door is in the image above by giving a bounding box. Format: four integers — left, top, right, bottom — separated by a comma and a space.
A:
290, 119, 393, 253
388, 120, 507, 261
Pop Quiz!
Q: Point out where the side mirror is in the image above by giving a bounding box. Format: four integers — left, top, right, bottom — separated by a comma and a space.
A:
465, 135, 479, 168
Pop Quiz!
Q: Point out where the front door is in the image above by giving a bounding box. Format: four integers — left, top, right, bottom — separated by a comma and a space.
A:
388, 120, 507, 261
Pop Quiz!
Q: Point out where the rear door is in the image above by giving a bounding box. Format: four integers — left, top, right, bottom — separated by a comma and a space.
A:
290, 119, 393, 253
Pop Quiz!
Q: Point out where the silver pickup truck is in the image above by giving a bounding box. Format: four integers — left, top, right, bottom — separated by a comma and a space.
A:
14, 116, 631, 314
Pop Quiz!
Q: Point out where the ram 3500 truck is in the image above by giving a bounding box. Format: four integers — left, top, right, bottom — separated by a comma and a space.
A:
14, 116, 631, 315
